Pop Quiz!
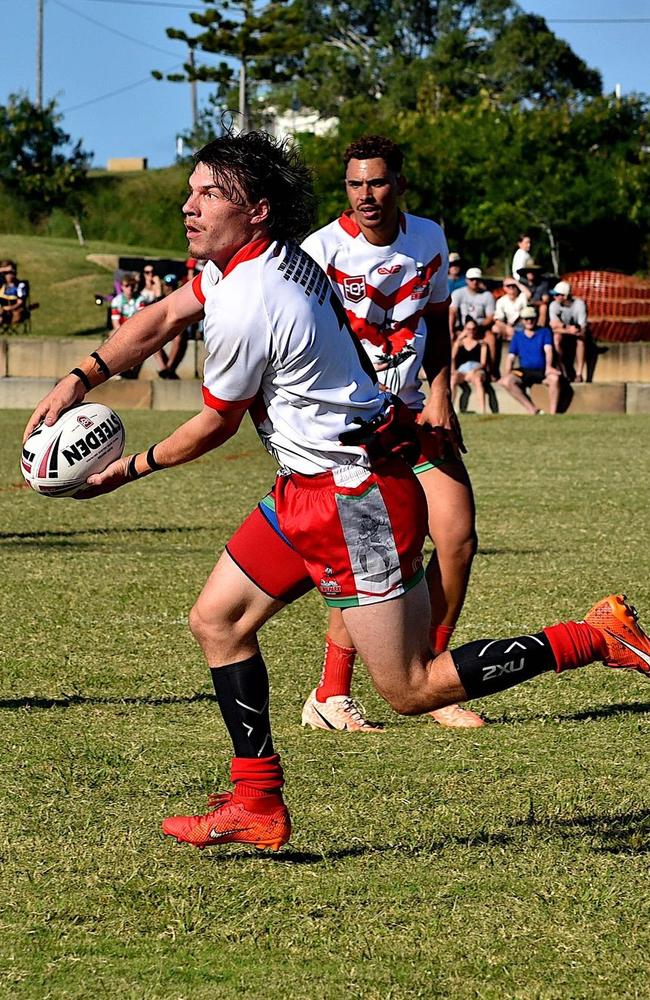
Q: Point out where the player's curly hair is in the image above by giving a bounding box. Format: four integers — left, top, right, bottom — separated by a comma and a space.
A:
194, 130, 315, 243
343, 135, 404, 174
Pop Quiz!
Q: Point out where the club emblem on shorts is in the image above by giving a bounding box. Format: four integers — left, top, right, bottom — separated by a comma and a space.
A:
343, 275, 366, 303
320, 566, 342, 596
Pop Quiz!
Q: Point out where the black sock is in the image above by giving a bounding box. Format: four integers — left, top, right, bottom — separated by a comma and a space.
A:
210, 653, 275, 758
450, 632, 556, 699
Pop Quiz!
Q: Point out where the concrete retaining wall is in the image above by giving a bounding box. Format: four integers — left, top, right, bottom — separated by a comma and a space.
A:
3, 376, 647, 415
1, 337, 206, 382
592, 342, 650, 383
3, 336, 649, 385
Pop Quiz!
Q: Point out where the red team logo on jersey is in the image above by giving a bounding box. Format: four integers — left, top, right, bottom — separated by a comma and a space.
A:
343, 275, 367, 302
378, 264, 402, 275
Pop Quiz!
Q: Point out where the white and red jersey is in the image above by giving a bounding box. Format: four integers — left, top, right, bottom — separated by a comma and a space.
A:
192, 238, 389, 475
302, 211, 449, 410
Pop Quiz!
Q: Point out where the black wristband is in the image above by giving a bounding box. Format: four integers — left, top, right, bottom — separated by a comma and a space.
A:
127, 454, 145, 480
146, 445, 164, 471
90, 351, 111, 379
70, 368, 92, 391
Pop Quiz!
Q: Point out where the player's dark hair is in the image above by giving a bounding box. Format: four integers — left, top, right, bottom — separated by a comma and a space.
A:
343, 135, 404, 174
194, 130, 315, 242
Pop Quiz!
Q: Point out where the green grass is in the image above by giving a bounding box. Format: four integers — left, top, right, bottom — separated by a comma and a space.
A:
0, 234, 183, 339
1, 412, 649, 998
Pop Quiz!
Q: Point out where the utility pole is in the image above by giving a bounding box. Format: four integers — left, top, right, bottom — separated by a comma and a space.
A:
36, 0, 44, 108
239, 59, 249, 132
189, 48, 198, 133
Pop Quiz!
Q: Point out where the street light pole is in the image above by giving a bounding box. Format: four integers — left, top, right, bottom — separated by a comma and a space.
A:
36, 0, 44, 108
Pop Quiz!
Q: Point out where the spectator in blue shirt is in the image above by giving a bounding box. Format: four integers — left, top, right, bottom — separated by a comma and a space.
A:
499, 306, 565, 414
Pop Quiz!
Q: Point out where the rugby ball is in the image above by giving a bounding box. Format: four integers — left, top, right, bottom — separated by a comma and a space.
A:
21, 403, 125, 498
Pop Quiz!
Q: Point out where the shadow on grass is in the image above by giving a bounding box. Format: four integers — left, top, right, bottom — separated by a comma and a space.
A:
488, 701, 650, 725
0, 526, 200, 543
206, 807, 650, 865
0, 691, 216, 710
476, 547, 542, 556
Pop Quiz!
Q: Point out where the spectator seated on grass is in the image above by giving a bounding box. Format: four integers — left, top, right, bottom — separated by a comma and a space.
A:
451, 318, 489, 415
492, 278, 530, 343
549, 280, 589, 383
0, 260, 28, 328
499, 306, 565, 415
448, 251, 466, 294
517, 258, 551, 326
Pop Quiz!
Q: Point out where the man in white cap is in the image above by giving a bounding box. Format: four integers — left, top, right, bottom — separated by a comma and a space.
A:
449, 267, 495, 339
549, 280, 588, 382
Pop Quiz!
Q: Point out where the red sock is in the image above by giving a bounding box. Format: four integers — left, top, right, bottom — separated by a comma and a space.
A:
543, 620, 608, 673
315, 636, 356, 702
230, 754, 284, 809
430, 624, 454, 655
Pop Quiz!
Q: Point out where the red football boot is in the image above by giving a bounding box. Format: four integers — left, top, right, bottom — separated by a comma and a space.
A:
162, 792, 291, 851
584, 594, 650, 677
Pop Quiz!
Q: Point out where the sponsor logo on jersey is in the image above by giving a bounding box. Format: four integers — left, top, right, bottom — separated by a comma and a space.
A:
377, 264, 402, 275
343, 275, 366, 303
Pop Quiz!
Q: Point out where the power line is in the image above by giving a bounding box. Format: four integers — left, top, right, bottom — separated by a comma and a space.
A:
51, 0, 181, 57
78, 0, 200, 8
61, 64, 182, 113
547, 18, 650, 24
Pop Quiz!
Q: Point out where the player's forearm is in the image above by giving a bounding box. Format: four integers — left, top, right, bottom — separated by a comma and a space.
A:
99, 299, 188, 373
422, 311, 452, 386
130, 408, 242, 477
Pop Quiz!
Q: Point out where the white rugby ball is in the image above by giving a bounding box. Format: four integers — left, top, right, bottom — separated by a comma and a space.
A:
21, 403, 125, 498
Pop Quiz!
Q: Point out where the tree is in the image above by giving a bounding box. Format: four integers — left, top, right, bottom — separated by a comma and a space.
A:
0, 93, 91, 243
154, 0, 309, 132
299, 95, 650, 274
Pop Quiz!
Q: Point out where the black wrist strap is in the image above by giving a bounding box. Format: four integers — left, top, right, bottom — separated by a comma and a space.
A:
70, 368, 92, 391
127, 454, 144, 480
146, 445, 164, 471
90, 351, 111, 379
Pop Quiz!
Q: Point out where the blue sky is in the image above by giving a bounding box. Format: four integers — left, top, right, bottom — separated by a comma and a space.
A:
1, 0, 649, 169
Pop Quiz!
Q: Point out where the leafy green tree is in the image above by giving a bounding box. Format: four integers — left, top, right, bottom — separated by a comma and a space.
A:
0, 93, 91, 242
300, 95, 650, 274
154, 0, 309, 131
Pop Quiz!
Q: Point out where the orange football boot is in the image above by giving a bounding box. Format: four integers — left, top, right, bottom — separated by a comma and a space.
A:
162, 792, 291, 851
584, 594, 650, 677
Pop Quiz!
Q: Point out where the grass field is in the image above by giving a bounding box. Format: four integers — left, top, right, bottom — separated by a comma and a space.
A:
1, 234, 181, 339
1, 411, 649, 999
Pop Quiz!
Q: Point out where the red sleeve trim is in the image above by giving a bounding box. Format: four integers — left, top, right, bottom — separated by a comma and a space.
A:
202, 384, 255, 413
192, 272, 205, 304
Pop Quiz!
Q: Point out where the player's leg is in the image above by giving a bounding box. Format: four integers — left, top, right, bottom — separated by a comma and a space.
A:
301, 606, 384, 732
162, 503, 313, 852
344, 591, 650, 715
417, 456, 484, 728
